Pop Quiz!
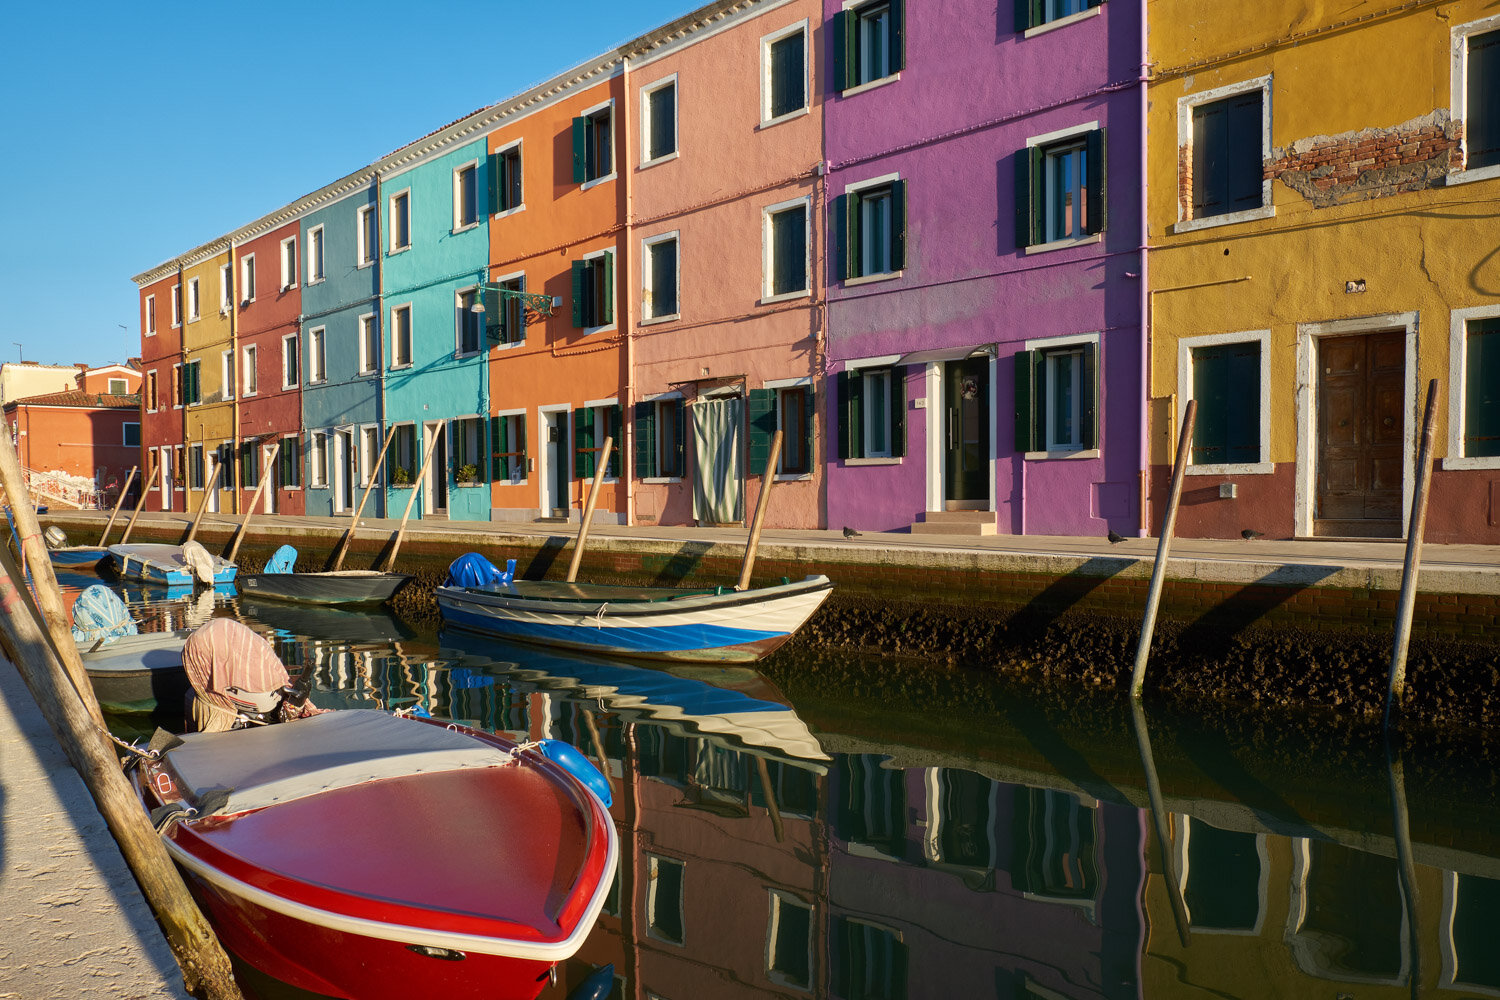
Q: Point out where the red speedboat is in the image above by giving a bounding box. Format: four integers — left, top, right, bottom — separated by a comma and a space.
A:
132, 710, 617, 1000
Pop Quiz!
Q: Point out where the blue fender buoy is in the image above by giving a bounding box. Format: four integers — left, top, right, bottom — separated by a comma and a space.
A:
566, 963, 615, 1000
538, 739, 612, 808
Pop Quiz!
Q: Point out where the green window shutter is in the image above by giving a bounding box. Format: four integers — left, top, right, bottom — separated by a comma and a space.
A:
490, 415, 503, 480
1014, 350, 1036, 452
1014, 149, 1035, 249
570, 260, 585, 327
601, 251, 615, 325
1088, 0, 1105, 8
671, 400, 685, 475
889, 369, 906, 457
607, 404, 623, 478
747, 388, 777, 474
834, 194, 850, 281
1085, 128, 1106, 236
832, 10, 850, 91
889, 0, 905, 73
801, 386, 815, 473
571, 116, 588, 184
1015, 0, 1039, 31
516, 415, 527, 474
1081, 344, 1098, 450
483, 286, 502, 345
889, 179, 907, 271
1467, 320, 1500, 457
838, 370, 865, 459
574, 407, 596, 479
634, 401, 657, 479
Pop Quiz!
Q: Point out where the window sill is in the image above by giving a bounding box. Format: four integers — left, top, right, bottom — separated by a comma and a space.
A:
241, 391, 257, 398
1023, 4, 1101, 38
640, 313, 679, 326
280, 284, 298, 293
758, 289, 811, 306
1023, 232, 1102, 256
1186, 461, 1273, 476
580, 172, 617, 192
845, 270, 903, 287
843, 457, 901, 466
1446, 162, 1500, 187
388, 245, 411, 256
493, 204, 525, 220
187, 315, 201, 324
580, 323, 617, 337
494, 339, 526, 352
1172, 205, 1274, 234
357, 261, 374, 270
454, 482, 486, 489
641, 476, 681, 485
452, 351, 480, 361
638, 151, 679, 170
310, 485, 329, 491
307, 378, 327, 386
774, 472, 812, 482
451, 222, 481, 236
306, 278, 325, 287
146, 331, 157, 337
1025, 448, 1100, 461
1442, 455, 1500, 471
758, 106, 810, 131
389, 362, 413, 371
840, 73, 900, 99
357, 369, 378, 378
494, 478, 529, 486
282, 383, 299, 391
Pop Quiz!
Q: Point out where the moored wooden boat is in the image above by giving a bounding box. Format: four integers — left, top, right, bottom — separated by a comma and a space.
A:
77, 630, 191, 714
130, 710, 618, 1000
436, 573, 833, 664
108, 543, 236, 586
47, 545, 107, 568
238, 569, 411, 606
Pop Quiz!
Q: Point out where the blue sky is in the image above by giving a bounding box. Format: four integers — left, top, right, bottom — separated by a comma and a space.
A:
0, 0, 698, 370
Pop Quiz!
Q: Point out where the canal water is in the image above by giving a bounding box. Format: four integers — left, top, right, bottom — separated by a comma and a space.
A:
58, 567, 1500, 1000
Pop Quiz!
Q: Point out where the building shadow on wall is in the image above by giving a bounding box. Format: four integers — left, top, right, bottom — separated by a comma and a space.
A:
1172, 564, 1342, 657
1009, 556, 1134, 633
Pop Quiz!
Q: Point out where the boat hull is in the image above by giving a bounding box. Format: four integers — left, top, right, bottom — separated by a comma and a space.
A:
78, 631, 190, 714
436, 575, 832, 664
48, 546, 106, 568
239, 570, 411, 606
108, 543, 237, 586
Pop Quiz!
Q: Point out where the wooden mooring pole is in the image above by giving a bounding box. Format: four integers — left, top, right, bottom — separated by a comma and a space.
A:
1386, 378, 1440, 733
226, 442, 281, 566
96, 465, 137, 547
1129, 700, 1191, 947
184, 457, 224, 546
566, 436, 613, 584
1130, 400, 1196, 698
381, 431, 443, 572
331, 430, 397, 572
737, 430, 783, 592
118, 453, 159, 544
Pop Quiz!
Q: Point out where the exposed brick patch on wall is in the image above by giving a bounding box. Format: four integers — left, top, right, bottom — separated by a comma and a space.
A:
1267, 110, 1461, 208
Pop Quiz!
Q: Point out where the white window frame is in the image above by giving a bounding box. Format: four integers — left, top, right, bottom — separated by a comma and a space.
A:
451, 415, 485, 485
492, 140, 524, 218
1024, 120, 1104, 254
357, 312, 379, 375
493, 407, 528, 484
639, 74, 679, 168
578, 99, 616, 191
452, 160, 481, 233
282, 332, 300, 390
645, 854, 685, 947
1450, 14, 1500, 186
1023, 331, 1101, 460
186, 277, 201, 322
1445, 302, 1500, 470
107, 377, 129, 394
1174, 75, 1275, 234
170, 284, 181, 328
220, 349, 234, 401
308, 326, 327, 385
765, 889, 813, 990
390, 304, 413, 368
1023, 0, 1103, 39
455, 285, 483, 357
578, 248, 616, 335
760, 20, 811, 127
122, 422, 140, 448
641, 231, 681, 324
765, 375, 815, 480
489, 270, 527, 350
761, 195, 812, 303
241, 344, 257, 397
844, 171, 903, 285
279, 235, 298, 291
638, 390, 683, 484
240, 254, 257, 304
389, 188, 412, 253
1178, 329, 1273, 476
172, 362, 183, 409
356, 204, 376, 268
359, 423, 381, 488
219, 262, 233, 313
145, 294, 156, 336
1172, 815, 1269, 936
840, 0, 901, 96
306, 224, 325, 284
309, 430, 329, 489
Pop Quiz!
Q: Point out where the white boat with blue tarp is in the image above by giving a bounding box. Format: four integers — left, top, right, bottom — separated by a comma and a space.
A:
108, 541, 236, 587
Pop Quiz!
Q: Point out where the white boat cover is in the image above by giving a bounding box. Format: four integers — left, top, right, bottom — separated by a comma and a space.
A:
166, 711, 515, 817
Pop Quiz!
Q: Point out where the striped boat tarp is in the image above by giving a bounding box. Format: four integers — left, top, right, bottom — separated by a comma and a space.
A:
182, 618, 319, 732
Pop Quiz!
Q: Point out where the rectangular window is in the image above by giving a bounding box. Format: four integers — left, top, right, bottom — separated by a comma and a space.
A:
1464, 316, 1500, 457
1192, 90, 1265, 219
146, 370, 158, 411
1468, 28, 1500, 170
643, 235, 679, 320
454, 164, 479, 229
358, 314, 378, 374
1011, 786, 1099, 900
145, 295, 156, 335
571, 252, 615, 329
241, 254, 256, 304
452, 417, 484, 483
171, 363, 182, 407
391, 305, 413, 367
750, 386, 814, 475
642, 77, 677, 164
1014, 340, 1097, 453
571, 104, 613, 184
764, 26, 808, 122
220, 350, 234, 401
1016, 0, 1103, 32
122, 422, 140, 448
360, 425, 380, 487
308, 225, 325, 283
187, 278, 201, 321
108, 377, 128, 394
646, 856, 685, 946
389, 423, 417, 485
1190, 340, 1261, 465
171, 284, 181, 327
1182, 817, 1262, 931
767, 892, 812, 989
573, 404, 623, 479
242, 344, 257, 396
1017, 128, 1105, 247
219, 263, 232, 311
837, 179, 905, 279
280, 236, 297, 289
491, 144, 522, 213
309, 432, 328, 488
832, 917, 907, 1000
277, 435, 301, 488
390, 191, 410, 251
837, 366, 905, 459
282, 334, 300, 389
308, 327, 326, 384
188, 444, 204, 490
241, 440, 260, 490
766, 201, 809, 297
634, 397, 685, 479
835, 0, 903, 91
490, 413, 528, 481
488, 277, 526, 345
357, 205, 376, 266
182, 360, 201, 405
456, 290, 482, 355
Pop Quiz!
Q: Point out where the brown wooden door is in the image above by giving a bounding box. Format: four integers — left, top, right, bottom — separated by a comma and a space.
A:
1315, 331, 1404, 537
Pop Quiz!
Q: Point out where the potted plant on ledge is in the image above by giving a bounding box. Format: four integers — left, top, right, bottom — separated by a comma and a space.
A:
392, 466, 413, 488
456, 464, 479, 487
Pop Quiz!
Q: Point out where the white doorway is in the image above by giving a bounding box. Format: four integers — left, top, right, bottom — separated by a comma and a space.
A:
540, 407, 570, 518
422, 421, 447, 515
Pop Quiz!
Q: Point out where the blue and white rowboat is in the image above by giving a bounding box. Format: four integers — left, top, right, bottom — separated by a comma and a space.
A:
108, 543, 237, 587
436, 574, 833, 664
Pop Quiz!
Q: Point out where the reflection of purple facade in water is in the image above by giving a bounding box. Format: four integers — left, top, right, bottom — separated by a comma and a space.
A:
827, 756, 1145, 999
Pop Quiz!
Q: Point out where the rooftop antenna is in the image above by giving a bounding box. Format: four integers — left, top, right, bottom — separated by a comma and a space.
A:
11, 343, 20, 362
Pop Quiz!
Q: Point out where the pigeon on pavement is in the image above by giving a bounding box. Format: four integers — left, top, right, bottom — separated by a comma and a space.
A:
843, 526, 861, 538
1107, 529, 1125, 543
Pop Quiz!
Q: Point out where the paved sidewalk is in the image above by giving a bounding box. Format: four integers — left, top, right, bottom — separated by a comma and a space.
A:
0, 662, 188, 1000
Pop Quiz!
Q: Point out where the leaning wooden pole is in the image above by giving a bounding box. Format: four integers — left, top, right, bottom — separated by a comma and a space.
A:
1130, 400, 1196, 698
381, 432, 443, 572
332, 430, 398, 572
184, 458, 224, 546
1386, 379, 1440, 732
96, 465, 138, 547
1385, 739, 1422, 1000
118, 453, 159, 544
1129, 699, 1191, 947
226, 442, 281, 565
566, 436, 613, 583
737, 430, 783, 591
0, 553, 242, 998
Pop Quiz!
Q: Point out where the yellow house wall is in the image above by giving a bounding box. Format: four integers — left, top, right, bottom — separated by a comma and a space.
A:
178, 250, 235, 512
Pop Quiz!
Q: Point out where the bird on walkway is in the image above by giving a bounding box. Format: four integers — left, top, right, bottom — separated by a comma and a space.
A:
843, 526, 862, 538
1107, 529, 1125, 544
1241, 528, 1265, 540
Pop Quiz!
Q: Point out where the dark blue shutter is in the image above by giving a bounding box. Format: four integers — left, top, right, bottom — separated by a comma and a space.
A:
1015, 149, 1035, 250
832, 10, 850, 91
1081, 344, 1098, 450
834, 194, 850, 281
601, 252, 615, 326
607, 405, 622, 478
889, 179, 907, 271
889, 0, 905, 73
571, 116, 588, 183
570, 260, 585, 327
889, 370, 906, 458
1085, 128, 1106, 236
1014, 351, 1036, 452
634, 401, 656, 478
747, 389, 777, 474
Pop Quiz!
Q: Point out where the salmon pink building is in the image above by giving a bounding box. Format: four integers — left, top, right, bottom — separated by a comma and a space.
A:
137, 272, 183, 512
6, 379, 142, 507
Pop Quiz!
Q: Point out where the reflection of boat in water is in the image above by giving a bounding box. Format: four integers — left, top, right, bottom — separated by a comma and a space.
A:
76, 630, 192, 714
440, 631, 828, 765
240, 599, 414, 643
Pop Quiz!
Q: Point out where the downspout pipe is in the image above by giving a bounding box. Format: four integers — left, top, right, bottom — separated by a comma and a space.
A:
622, 52, 636, 527
374, 172, 384, 517
1137, 0, 1151, 537
229, 244, 240, 516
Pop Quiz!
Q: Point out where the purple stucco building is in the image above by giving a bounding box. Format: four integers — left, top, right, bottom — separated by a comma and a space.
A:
823, 0, 1145, 537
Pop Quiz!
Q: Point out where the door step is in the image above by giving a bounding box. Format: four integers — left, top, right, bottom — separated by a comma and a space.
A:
909, 510, 996, 535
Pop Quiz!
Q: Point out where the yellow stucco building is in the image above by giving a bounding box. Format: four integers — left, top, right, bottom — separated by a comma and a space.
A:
176, 244, 237, 515
1147, 0, 1500, 543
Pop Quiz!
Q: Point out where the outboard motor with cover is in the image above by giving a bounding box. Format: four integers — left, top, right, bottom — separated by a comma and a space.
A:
182, 618, 324, 733
44, 525, 69, 550
71, 585, 138, 644
262, 544, 297, 575
445, 553, 516, 589
180, 540, 217, 586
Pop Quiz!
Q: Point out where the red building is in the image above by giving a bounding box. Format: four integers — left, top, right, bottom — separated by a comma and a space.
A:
235, 219, 305, 515
6, 369, 143, 509
138, 272, 184, 511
